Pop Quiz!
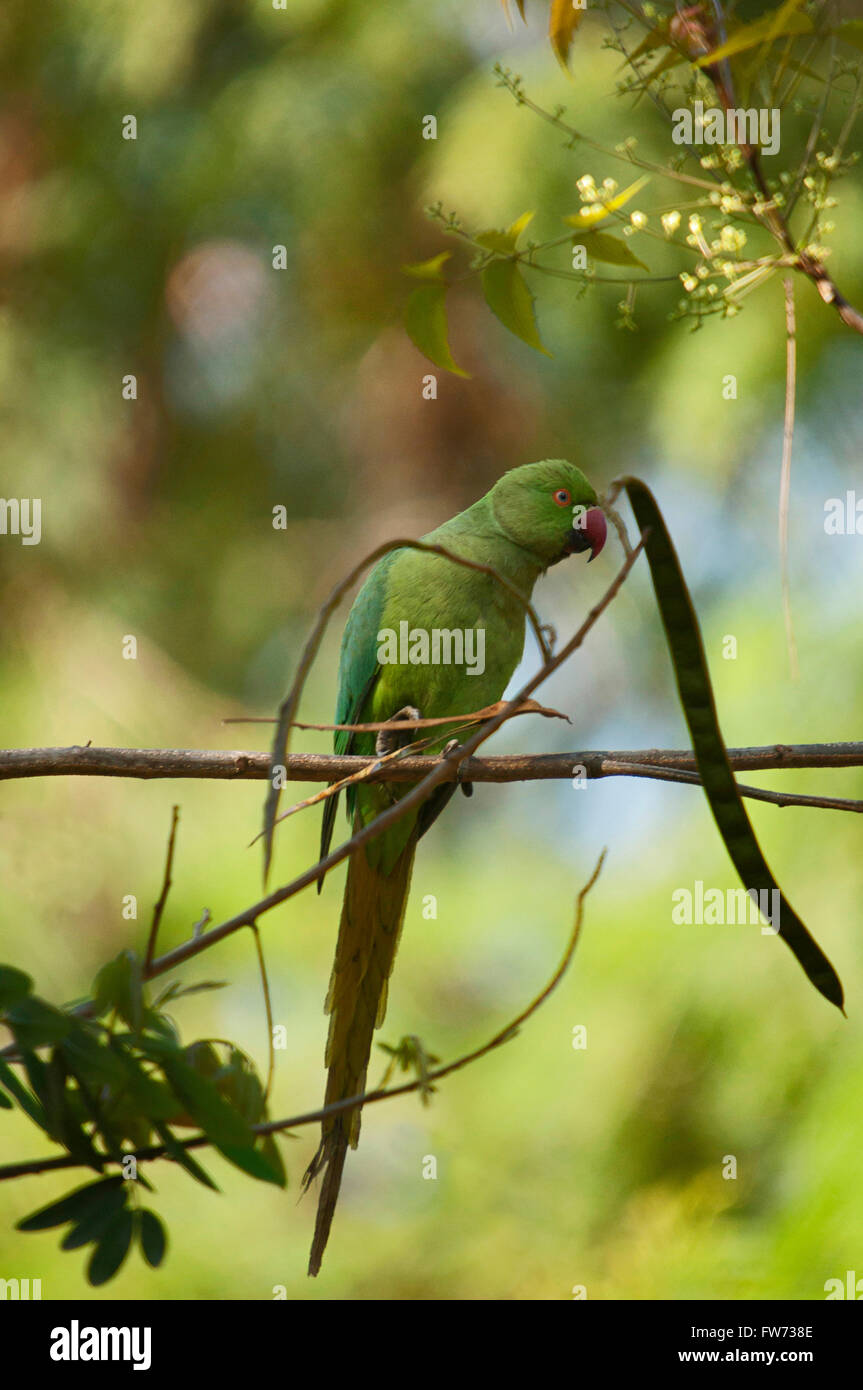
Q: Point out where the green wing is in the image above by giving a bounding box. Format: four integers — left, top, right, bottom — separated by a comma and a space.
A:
317, 553, 396, 876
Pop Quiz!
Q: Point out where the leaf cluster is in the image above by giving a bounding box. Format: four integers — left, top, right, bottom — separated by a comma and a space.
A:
0, 955, 284, 1286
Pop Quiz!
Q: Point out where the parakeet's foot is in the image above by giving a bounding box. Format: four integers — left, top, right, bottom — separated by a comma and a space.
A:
375, 705, 422, 757
440, 736, 473, 797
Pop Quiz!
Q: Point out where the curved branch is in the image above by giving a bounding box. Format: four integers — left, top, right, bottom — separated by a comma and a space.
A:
0, 851, 606, 1184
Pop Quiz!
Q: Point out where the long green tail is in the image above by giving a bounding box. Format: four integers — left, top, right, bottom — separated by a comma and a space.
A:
304, 828, 415, 1276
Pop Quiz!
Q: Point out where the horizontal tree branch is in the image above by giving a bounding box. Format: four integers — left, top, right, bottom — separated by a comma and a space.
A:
2, 742, 862, 821
1, 741, 863, 784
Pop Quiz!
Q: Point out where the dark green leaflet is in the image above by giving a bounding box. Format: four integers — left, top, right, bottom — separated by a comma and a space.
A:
620, 476, 843, 1011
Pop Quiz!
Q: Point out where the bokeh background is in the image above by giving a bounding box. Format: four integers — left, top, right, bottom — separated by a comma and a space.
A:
1, 0, 862, 1300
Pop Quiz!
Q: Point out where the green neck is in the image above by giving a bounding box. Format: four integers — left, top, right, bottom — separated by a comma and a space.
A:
430, 494, 548, 599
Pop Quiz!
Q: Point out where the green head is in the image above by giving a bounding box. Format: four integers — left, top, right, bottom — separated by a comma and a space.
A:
489, 459, 607, 566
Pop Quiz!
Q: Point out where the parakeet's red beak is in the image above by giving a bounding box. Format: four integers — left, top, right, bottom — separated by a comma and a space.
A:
567, 506, 607, 563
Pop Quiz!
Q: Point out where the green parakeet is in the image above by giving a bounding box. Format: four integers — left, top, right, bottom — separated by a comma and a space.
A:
304, 459, 607, 1275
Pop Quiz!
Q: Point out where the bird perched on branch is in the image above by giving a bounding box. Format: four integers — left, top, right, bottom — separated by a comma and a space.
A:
303, 459, 607, 1274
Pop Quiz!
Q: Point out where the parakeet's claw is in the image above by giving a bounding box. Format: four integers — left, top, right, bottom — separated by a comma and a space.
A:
375, 705, 422, 757
439, 736, 473, 795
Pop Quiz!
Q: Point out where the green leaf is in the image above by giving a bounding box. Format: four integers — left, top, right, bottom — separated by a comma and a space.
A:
618, 476, 844, 1012
87, 1208, 134, 1286
642, 49, 685, 86
834, 19, 863, 54
158, 1053, 255, 1149
481, 260, 551, 356
154, 1123, 220, 1191
17, 1177, 124, 1232
43, 1050, 70, 1140
476, 229, 517, 254
507, 209, 535, 242
213, 1046, 266, 1123
259, 1134, 288, 1188
61, 1195, 127, 1251
0, 1057, 47, 1128
110, 1043, 183, 1122
0, 1088, 12, 1109
138, 1209, 167, 1268
695, 3, 812, 65
183, 1040, 222, 1080
405, 285, 470, 378
60, 1024, 130, 1087
475, 210, 535, 254
5, 996, 72, 1048
152, 1045, 276, 1182
218, 1141, 287, 1186
134, 1032, 181, 1061
627, 23, 671, 61
43, 1049, 102, 1167
401, 251, 452, 282
0, 965, 33, 1010
93, 950, 143, 1032
576, 230, 649, 271
762, 0, 811, 43
138, 1009, 181, 1045
18, 1048, 51, 1108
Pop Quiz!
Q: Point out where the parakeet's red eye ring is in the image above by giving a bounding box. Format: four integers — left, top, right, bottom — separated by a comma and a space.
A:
553, 488, 571, 507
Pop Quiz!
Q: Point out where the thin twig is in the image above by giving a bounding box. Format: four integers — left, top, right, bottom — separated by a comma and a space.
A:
600, 758, 863, 813
780, 276, 799, 679
144, 806, 179, 972
601, 495, 635, 557
225, 698, 568, 733
250, 924, 275, 1102
786, 33, 837, 218
502, 76, 723, 192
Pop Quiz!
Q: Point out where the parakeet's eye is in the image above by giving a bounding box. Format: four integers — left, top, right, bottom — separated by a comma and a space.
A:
553, 488, 571, 507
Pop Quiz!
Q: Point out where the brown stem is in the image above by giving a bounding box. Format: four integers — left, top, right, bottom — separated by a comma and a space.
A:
3, 741, 863, 781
